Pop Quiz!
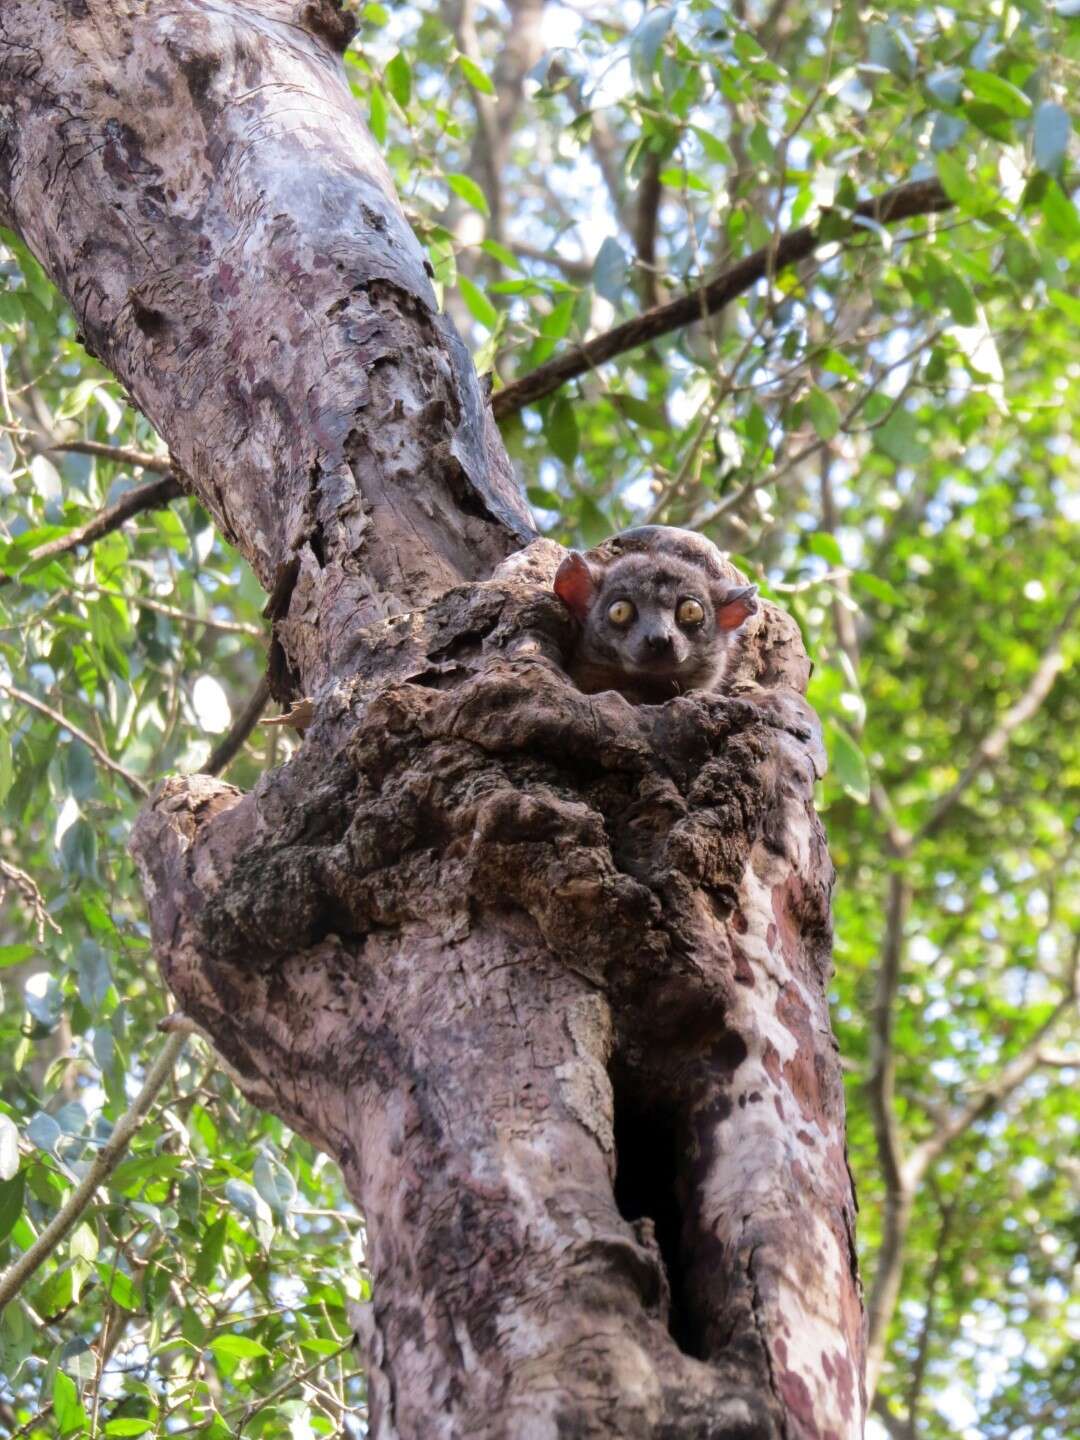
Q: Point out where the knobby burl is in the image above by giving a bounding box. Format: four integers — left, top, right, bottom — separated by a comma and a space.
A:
186, 531, 821, 987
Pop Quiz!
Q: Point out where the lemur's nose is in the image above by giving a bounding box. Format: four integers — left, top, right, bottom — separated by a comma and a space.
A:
644, 630, 674, 654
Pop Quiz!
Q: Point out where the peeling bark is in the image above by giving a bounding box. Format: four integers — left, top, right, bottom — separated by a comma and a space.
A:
0, 4, 864, 1437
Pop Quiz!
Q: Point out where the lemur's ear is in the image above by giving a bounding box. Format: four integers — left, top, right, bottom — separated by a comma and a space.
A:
715, 583, 758, 631
553, 552, 598, 622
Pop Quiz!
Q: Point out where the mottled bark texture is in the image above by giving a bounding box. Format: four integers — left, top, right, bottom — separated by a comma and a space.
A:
0, 4, 864, 1437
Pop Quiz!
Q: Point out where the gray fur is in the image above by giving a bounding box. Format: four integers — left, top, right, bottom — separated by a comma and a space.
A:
555, 527, 757, 704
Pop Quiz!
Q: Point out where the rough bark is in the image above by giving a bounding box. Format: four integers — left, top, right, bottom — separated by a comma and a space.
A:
0, 4, 864, 1437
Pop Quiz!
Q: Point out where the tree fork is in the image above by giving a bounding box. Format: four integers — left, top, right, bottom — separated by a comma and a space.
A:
0, 4, 864, 1436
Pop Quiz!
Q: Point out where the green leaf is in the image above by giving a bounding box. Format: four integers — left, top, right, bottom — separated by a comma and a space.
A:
59, 815, 98, 880
1042, 179, 1080, 240
0, 726, 12, 805
194, 1214, 229, 1287
99, 1263, 140, 1311
631, 6, 675, 81
457, 275, 499, 331
963, 70, 1031, 119
445, 172, 490, 217
924, 67, 963, 107
659, 166, 710, 193
1034, 102, 1071, 176
805, 386, 840, 440
592, 237, 628, 304
0, 1117, 19, 1183
105, 1421, 157, 1436
210, 1333, 270, 1359
808, 532, 843, 567
0, 943, 35, 969
385, 52, 411, 109
253, 1153, 298, 1216
368, 83, 387, 145
868, 23, 916, 82
935, 153, 992, 214
480, 239, 521, 271
539, 295, 576, 341
456, 54, 495, 95
828, 724, 870, 803
55, 377, 106, 421
0, 288, 24, 328
874, 408, 927, 465
1048, 288, 1080, 325
0, 1173, 26, 1243
53, 1370, 88, 1437
940, 272, 976, 327
610, 394, 667, 430
850, 572, 904, 608
543, 396, 580, 466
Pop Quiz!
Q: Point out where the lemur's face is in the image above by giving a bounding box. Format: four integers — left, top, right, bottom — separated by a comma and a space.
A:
554, 547, 757, 697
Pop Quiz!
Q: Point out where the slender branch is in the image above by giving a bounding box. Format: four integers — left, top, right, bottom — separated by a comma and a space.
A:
0, 859, 61, 942
202, 673, 272, 776
508, 240, 593, 281
0, 681, 149, 798
48, 440, 173, 473
864, 874, 913, 1399
915, 589, 1080, 843
492, 177, 953, 416
907, 936, 1080, 1181
75, 582, 264, 637
905, 1181, 963, 1430
633, 150, 662, 309
867, 873, 909, 1196
0, 1029, 188, 1315
0, 473, 183, 587
870, 1395, 911, 1440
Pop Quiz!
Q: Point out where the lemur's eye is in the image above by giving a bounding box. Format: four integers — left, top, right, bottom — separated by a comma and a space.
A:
676, 598, 705, 626
607, 600, 636, 625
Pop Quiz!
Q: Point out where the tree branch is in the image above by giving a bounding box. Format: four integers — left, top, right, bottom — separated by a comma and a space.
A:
0, 681, 149, 798
0, 1028, 188, 1315
633, 150, 662, 309
492, 177, 952, 417
202, 674, 272, 776
48, 441, 173, 473
864, 873, 913, 1398
905, 1181, 963, 1431
0, 473, 183, 587
907, 936, 1080, 1180
0, 859, 61, 943
915, 590, 1080, 843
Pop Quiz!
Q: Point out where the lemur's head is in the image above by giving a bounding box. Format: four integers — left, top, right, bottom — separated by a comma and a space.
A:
554, 526, 757, 697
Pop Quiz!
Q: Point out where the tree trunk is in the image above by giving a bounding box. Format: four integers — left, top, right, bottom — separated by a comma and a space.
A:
0, 5, 865, 1436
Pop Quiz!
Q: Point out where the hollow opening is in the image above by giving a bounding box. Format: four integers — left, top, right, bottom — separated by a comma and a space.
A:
612, 1081, 702, 1357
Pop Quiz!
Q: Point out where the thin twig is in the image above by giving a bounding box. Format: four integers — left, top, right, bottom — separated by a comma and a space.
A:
492, 177, 953, 416
915, 591, 1080, 843
907, 936, 1080, 1178
0, 859, 61, 941
202, 674, 272, 776
75, 582, 264, 637
0, 681, 149, 798
48, 440, 173, 473
0, 474, 183, 587
0, 1030, 188, 1314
